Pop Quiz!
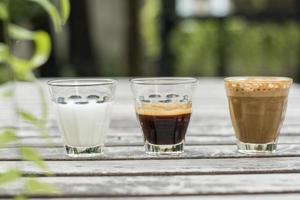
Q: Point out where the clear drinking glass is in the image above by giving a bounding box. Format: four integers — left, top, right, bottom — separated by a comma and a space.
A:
48, 79, 117, 157
224, 77, 292, 154
130, 77, 198, 154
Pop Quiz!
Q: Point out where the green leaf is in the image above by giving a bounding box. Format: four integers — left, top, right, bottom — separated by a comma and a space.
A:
0, 43, 9, 63
18, 108, 50, 140
8, 24, 51, 81
8, 24, 51, 70
28, 0, 62, 32
32, 31, 51, 68
0, 129, 16, 148
18, 110, 49, 139
8, 24, 34, 39
0, 169, 21, 186
13, 195, 26, 200
20, 147, 48, 171
1, 89, 13, 98
59, 0, 70, 24
25, 178, 59, 195
0, 2, 8, 20
18, 110, 40, 125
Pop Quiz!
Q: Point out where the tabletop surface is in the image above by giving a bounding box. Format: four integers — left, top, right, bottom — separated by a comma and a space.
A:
1, 78, 300, 199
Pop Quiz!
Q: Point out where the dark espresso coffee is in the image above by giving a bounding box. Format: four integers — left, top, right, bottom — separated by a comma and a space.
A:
136, 103, 192, 145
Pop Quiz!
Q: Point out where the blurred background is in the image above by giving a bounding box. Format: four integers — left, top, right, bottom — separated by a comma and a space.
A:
8, 0, 300, 81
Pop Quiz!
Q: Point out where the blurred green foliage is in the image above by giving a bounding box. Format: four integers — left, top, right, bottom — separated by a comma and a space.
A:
170, 19, 300, 77
141, 0, 300, 78
0, 0, 70, 83
171, 20, 219, 76
7, 0, 43, 23
140, 0, 161, 59
0, 0, 70, 198
226, 19, 300, 76
140, 0, 160, 76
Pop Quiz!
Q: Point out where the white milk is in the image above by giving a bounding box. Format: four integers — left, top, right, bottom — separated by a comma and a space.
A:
55, 101, 112, 147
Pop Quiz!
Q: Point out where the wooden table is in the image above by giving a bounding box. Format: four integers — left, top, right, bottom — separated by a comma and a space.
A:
1, 78, 300, 199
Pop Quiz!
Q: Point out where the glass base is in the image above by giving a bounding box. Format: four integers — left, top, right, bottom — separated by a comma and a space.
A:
65, 144, 103, 157
144, 141, 184, 155
237, 140, 277, 155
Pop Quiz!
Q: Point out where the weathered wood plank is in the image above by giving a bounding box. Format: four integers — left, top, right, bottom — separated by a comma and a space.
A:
3, 124, 298, 137
3, 106, 300, 130
1, 145, 300, 160
10, 104, 300, 117
5, 105, 300, 136
7, 107, 300, 123
5, 134, 300, 147
21, 194, 300, 200
6, 79, 300, 126
1, 157, 300, 176
2, 79, 300, 199
2, 174, 300, 197
11, 122, 300, 138
5, 135, 233, 147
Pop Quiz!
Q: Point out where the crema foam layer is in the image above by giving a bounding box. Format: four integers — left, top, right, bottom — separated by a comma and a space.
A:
225, 77, 292, 97
136, 103, 192, 116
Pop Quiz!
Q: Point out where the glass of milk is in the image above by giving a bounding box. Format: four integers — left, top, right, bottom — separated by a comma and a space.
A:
48, 79, 117, 157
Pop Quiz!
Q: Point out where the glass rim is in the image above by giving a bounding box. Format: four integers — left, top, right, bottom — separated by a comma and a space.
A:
47, 78, 117, 87
130, 77, 198, 85
224, 76, 293, 83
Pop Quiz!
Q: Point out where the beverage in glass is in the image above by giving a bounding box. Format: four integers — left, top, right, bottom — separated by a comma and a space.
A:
224, 77, 292, 154
131, 77, 198, 154
48, 79, 117, 157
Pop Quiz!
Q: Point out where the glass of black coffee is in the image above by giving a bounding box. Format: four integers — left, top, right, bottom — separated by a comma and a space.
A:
130, 78, 198, 154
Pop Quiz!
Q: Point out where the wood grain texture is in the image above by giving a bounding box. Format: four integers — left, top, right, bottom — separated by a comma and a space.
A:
2, 174, 300, 197
2, 79, 300, 199
2, 157, 300, 176
23, 194, 300, 200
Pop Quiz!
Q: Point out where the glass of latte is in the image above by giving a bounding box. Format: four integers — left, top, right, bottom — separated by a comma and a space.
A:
130, 77, 198, 155
224, 77, 292, 154
48, 79, 117, 157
